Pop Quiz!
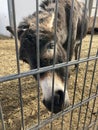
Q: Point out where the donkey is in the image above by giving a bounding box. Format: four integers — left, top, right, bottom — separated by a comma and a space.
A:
6, 0, 89, 113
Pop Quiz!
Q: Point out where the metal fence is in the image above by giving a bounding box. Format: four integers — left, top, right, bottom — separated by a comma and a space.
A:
0, 0, 98, 130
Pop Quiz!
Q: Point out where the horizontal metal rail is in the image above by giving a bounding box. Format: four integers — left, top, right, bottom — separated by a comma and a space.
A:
0, 55, 98, 83
27, 92, 98, 130
85, 120, 98, 129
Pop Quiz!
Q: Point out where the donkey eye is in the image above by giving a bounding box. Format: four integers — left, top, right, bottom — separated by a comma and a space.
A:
47, 42, 54, 49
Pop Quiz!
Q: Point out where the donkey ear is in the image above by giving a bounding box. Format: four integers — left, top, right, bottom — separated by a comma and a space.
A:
46, 13, 55, 30
41, 13, 55, 31
6, 26, 25, 40
6, 26, 15, 36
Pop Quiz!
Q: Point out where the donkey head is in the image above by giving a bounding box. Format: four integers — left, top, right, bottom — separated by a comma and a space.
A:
17, 11, 70, 113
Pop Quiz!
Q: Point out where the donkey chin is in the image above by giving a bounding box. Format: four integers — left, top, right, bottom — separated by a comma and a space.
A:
40, 72, 70, 113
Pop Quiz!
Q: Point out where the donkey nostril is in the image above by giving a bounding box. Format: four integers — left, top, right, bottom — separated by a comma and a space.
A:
43, 91, 65, 113
54, 94, 60, 105
55, 90, 64, 106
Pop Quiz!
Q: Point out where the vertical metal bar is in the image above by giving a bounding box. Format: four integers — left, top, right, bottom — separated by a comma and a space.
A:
66, 0, 74, 63
0, 102, 6, 130
76, 0, 87, 61
7, 0, 14, 30
69, 0, 88, 129
89, 84, 98, 126
61, 67, 69, 130
69, 63, 79, 130
87, 0, 98, 58
76, 39, 91, 129
36, 0, 40, 127
66, 0, 75, 129
64, 0, 74, 129
83, 50, 98, 129
51, 0, 58, 129
92, 109, 98, 130
88, 0, 93, 18
85, 0, 98, 125
11, 0, 25, 129
76, 0, 98, 129
61, 0, 75, 129
36, 0, 40, 69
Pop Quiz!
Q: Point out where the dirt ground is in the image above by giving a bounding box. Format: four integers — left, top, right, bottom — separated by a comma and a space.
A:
0, 35, 98, 130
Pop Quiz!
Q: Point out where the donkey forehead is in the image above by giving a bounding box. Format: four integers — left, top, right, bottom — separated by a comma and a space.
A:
20, 29, 55, 48
29, 12, 55, 32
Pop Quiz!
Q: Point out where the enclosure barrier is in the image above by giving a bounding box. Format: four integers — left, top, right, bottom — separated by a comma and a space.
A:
0, 0, 98, 130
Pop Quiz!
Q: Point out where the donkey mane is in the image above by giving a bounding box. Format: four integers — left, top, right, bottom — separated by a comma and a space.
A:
40, 0, 55, 11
